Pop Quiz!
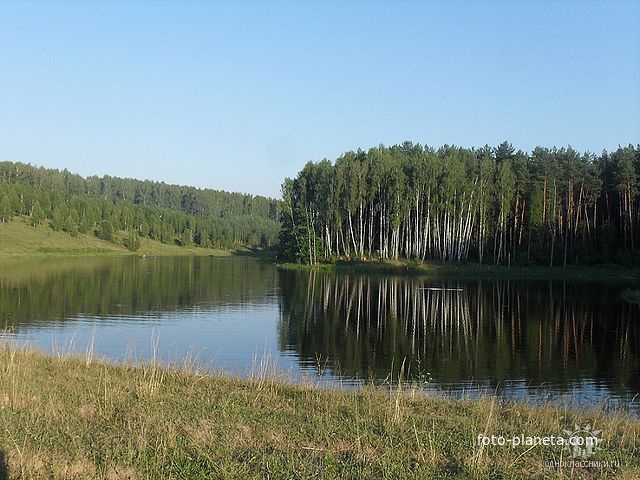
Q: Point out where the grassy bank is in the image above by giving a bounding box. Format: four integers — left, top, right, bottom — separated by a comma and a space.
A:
278, 258, 640, 281
0, 348, 637, 479
0, 218, 244, 258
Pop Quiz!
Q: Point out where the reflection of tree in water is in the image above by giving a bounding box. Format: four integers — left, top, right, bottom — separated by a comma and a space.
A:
278, 270, 639, 395
0, 257, 275, 327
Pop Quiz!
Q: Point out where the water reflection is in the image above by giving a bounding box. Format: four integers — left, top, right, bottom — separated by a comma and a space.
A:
0, 256, 277, 324
0, 257, 638, 412
277, 270, 639, 408
0, 256, 288, 376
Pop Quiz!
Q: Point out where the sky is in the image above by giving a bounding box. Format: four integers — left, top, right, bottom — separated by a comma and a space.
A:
1, 1, 639, 198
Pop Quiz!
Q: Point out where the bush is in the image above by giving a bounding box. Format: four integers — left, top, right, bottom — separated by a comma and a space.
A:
97, 220, 114, 242
123, 231, 141, 251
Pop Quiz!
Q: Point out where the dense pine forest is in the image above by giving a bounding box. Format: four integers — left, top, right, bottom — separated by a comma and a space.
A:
0, 162, 281, 250
279, 142, 640, 266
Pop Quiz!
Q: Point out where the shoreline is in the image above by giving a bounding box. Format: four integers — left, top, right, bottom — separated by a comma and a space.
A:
0, 347, 638, 478
277, 259, 640, 281
2, 218, 636, 281
0, 247, 253, 260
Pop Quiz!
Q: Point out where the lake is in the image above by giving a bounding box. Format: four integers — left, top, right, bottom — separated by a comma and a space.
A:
0, 256, 638, 414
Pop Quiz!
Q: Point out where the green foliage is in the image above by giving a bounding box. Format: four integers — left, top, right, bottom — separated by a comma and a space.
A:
0, 194, 11, 223
51, 207, 64, 231
180, 228, 193, 247
30, 200, 45, 227
280, 142, 640, 266
0, 161, 281, 251
97, 220, 114, 242
65, 215, 79, 237
123, 231, 141, 251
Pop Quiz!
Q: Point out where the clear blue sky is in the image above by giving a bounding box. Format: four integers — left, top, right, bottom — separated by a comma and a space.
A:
1, 1, 639, 198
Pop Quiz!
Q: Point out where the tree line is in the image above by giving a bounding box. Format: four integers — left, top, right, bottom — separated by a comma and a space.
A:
0, 162, 281, 250
279, 142, 640, 266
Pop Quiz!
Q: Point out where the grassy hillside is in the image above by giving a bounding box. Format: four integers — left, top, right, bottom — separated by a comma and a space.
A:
0, 217, 225, 257
0, 161, 281, 250
0, 348, 637, 479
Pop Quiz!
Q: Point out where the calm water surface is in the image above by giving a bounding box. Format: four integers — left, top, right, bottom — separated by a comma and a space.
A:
1, 256, 638, 414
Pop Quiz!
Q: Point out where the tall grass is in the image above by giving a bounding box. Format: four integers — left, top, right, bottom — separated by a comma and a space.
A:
0, 345, 638, 479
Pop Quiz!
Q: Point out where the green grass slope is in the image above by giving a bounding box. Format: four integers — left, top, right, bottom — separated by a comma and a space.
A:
0, 217, 223, 257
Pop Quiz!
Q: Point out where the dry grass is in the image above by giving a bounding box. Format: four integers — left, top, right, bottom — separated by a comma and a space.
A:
0, 346, 637, 479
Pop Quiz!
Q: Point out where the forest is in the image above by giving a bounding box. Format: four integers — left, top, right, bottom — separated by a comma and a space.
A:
0, 162, 281, 251
279, 142, 640, 266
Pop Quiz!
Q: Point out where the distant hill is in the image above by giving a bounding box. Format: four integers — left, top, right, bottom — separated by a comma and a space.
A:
0, 161, 281, 251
